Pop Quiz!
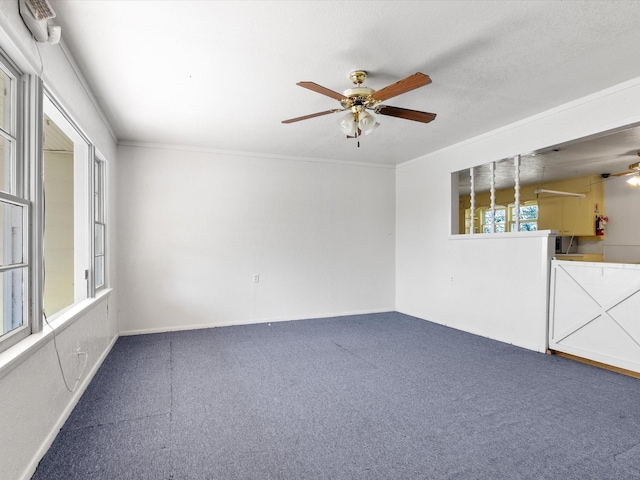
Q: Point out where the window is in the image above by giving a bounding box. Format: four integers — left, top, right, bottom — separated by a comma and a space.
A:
467, 202, 538, 234
0, 51, 108, 354
510, 202, 538, 232
94, 156, 105, 290
483, 203, 538, 233
42, 94, 90, 319
0, 50, 30, 352
0, 195, 29, 347
482, 206, 507, 233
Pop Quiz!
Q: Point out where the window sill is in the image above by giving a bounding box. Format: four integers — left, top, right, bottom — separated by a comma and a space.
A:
0, 288, 113, 381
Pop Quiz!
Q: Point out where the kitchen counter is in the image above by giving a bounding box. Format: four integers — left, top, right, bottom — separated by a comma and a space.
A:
553, 254, 603, 262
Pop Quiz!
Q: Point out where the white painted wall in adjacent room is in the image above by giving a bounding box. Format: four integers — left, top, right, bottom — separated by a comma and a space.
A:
0, 4, 119, 480
396, 78, 640, 353
602, 175, 640, 262
117, 144, 396, 334
43, 151, 75, 315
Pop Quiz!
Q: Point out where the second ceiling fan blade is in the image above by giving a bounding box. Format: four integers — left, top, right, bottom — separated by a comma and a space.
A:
371, 72, 432, 102
282, 109, 342, 124
297, 82, 345, 101
376, 105, 437, 123
609, 170, 635, 177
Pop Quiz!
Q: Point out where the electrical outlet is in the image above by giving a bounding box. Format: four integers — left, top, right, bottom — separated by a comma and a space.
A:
74, 347, 86, 364
253, 273, 260, 283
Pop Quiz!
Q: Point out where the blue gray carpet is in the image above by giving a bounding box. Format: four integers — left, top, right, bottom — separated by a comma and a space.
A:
33, 312, 640, 479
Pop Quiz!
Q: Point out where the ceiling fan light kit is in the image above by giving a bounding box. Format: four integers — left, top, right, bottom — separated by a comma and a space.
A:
358, 111, 378, 135
626, 161, 640, 187
627, 174, 640, 187
283, 70, 436, 146
337, 113, 357, 136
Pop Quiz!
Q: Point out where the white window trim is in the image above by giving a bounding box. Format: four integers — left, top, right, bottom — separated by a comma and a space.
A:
0, 288, 112, 380
92, 152, 107, 294
0, 49, 33, 354
41, 88, 94, 321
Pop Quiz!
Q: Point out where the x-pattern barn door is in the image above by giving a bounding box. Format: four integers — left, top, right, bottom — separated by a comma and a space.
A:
548, 260, 640, 373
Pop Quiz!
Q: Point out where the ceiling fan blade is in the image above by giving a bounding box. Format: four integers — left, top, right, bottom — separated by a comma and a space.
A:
297, 82, 345, 101
607, 162, 640, 177
609, 170, 635, 177
376, 105, 437, 123
371, 72, 432, 102
282, 109, 341, 124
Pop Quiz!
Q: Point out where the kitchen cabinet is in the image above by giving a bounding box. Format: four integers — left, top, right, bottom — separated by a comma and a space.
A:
537, 195, 563, 231
537, 174, 603, 236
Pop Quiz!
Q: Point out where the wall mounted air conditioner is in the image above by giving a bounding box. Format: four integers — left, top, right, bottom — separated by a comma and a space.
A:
19, 0, 61, 44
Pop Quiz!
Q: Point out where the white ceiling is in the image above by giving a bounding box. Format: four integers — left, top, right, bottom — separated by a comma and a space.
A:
51, 1, 640, 166
458, 124, 640, 194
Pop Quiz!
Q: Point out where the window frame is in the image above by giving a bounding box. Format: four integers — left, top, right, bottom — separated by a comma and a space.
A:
41, 89, 92, 320
482, 205, 507, 233
93, 154, 106, 292
509, 201, 538, 232
0, 192, 30, 350
0, 48, 31, 354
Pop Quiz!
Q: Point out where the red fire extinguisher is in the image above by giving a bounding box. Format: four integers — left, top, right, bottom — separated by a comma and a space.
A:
596, 215, 608, 236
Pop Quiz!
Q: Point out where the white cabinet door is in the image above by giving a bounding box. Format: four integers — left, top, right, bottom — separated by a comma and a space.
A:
549, 260, 640, 373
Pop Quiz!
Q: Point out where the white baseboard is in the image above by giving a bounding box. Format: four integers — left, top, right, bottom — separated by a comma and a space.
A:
396, 309, 547, 354
119, 308, 395, 336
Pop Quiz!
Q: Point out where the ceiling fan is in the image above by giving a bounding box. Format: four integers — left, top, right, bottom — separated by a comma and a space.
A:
604, 159, 640, 187
282, 70, 436, 145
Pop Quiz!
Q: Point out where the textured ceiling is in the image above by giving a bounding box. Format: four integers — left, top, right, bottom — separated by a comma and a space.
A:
51, 1, 640, 166
458, 123, 640, 194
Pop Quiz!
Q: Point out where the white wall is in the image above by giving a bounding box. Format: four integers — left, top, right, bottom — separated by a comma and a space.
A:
0, 300, 114, 479
0, 4, 118, 480
579, 174, 640, 259
602, 174, 640, 262
117, 144, 395, 334
396, 77, 640, 353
